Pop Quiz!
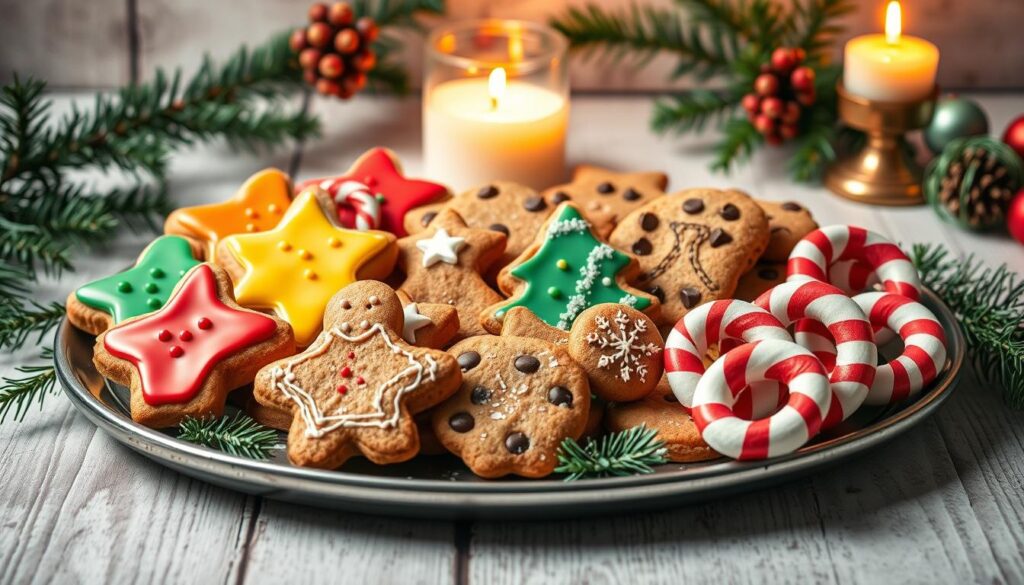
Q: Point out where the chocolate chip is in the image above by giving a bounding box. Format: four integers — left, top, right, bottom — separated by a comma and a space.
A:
421, 211, 437, 227
448, 412, 474, 433
758, 267, 780, 280
551, 191, 571, 204
622, 188, 641, 201
709, 228, 733, 247
770, 226, 791, 235
457, 351, 481, 371
639, 212, 659, 232
505, 432, 530, 454
781, 201, 802, 211
679, 287, 701, 309
514, 355, 540, 374
720, 204, 740, 221
489, 223, 510, 236
683, 198, 705, 214
523, 196, 547, 212
631, 238, 653, 256
547, 386, 573, 407
596, 182, 615, 194
470, 386, 492, 404
477, 185, 499, 199
647, 285, 665, 303
664, 392, 679, 403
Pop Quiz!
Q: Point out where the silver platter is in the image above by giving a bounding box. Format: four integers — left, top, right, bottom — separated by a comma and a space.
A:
55, 290, 964, 520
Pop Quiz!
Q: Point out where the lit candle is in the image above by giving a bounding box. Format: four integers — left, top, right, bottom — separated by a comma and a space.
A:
843, 1, 939, 101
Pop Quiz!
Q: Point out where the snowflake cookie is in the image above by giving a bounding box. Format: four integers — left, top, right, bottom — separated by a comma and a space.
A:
567, 303, 664, 402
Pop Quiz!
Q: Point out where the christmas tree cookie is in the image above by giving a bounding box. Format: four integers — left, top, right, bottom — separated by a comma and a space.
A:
481, 203, 660, 335
67, 235, 203, 335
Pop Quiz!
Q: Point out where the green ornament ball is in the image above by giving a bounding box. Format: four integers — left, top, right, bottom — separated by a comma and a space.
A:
924, 97, 989, 153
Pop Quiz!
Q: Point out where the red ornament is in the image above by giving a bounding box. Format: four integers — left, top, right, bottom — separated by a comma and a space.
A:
770, 48, 797, 73
1002, 115, 1024, 161
754, 74, 778, 97
1008, 189, 1024, 245
293, 2, 378, 100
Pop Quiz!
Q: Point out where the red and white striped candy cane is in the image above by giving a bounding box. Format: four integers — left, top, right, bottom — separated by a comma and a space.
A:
787, 225, 922, 300
692, 339, 831, 460
754, 280, 877, 428
318, 179, 382, 231
664, 299, 791, 410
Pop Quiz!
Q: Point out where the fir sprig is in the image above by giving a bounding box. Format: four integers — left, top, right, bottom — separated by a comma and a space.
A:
912, 244, 1024, 408
555, 425, 668, 481
0, 301, 65, 352
178, 413, 281, 460
0, 349, 57, 423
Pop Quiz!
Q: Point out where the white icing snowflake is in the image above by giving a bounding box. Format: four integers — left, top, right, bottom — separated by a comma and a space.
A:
585, 310, 661, 383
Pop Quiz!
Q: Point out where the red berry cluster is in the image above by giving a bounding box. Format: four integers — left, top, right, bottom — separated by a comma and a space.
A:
290, 2, 379, 99
741, 47, 816, 145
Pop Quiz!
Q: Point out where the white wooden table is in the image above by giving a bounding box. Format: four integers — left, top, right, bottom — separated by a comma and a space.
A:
2, 92, 1023, 585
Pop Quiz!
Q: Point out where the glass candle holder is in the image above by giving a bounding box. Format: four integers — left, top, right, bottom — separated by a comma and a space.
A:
423, 19, 569, 191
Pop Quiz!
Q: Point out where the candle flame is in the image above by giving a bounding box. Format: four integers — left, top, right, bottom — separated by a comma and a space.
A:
488, 67, 507, 110
885, 0, 902, 44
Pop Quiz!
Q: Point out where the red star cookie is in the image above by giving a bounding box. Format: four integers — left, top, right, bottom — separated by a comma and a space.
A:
296, 147, 449, 237
93, 264, 296, 428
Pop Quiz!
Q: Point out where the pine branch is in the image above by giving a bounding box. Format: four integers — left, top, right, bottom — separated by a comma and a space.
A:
651, 89, 739, 134
711, 117, 763, 174
555, 424, 668, 481
912, 244, 1024, 408
786, 118, 837, 182
0, 348, 57, 423
0, 301, 64, 352
353, 0, 445, 28
784, 0, 857, 61
178, 413, 280, 460
0, 217, 72, 277
677, 0, 785, 50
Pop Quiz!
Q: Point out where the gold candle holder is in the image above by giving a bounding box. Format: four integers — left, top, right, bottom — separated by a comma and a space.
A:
824, 83, 938, 206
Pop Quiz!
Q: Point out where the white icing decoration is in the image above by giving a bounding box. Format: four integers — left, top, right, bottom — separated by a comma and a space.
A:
547, 217, 591, 238
556, 244, 615, 329
585, 309, 661, 383
401, 303, 433, 344
270, 323, 438, 437
601, 277, 612, 286
416, 227, 466, 267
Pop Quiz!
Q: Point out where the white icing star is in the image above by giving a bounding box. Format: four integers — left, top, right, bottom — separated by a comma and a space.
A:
401, 303, 433, 343
416, 228, 466, 267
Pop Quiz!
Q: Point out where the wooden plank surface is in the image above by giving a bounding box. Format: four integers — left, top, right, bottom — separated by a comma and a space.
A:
1, 91, 1023, 584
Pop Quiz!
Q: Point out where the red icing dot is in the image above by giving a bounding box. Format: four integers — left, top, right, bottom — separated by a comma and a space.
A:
356, 376, 365, 385
363, 175, 378, 188
337, 384, 348, 395
157, 330, 172, 342
179, 330, 193, 341
197, 317, 213, 330
348, 351, 356, 359
169, 346, 184, 358
340, 366, 353, 378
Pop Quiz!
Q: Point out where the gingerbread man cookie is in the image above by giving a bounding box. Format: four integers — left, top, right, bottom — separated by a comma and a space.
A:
396, 209, 506, 340
432, 335, 591, 478
93, 264, 296, 428
253, 281, 461, 469
755, 199, 818, 261
215, 187, 397, 346
543, 165, 668, 235
609, 188, 769, 325
566, 304, 664, 402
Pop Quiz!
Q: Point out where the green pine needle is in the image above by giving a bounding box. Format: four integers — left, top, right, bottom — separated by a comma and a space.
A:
178, 413, 281, 460
0, 348, 57, 423
912, 243, 1024, 408
555, 425, 668, 481
651, 90, 739, 135
0, 300, 64, 352
711, 117, 763, 174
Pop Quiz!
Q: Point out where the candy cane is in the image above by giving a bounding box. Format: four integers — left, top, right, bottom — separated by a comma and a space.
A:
787, 225, 922, 300
754, 280, 877, 429
318, 179, 382, 231
692, 339, 831, 460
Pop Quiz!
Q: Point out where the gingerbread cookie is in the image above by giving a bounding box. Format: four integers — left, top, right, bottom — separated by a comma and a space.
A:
432, 335, 590, 478
734, 261, 787, 302
395, 291, 460, 349
253, 281, 461, 469
215, 187, 397, 346
93, 264, 296, 428
482, 203, 660, 334
498, 307, 569, 345
756, 199, 818, 261
609, 188, 769, 325
567, 304, 663, 402
68, 235, 203, 335
402, 200, 449, 235
396, 209, 506, 340
164, 169, 292, 260
295, 147, 449, 237
543, 165, 667, 235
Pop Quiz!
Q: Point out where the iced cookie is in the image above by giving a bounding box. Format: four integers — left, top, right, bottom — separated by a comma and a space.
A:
756, 199, 818, 261
67, 235, 203, 335
93, 264, 296, 428
395, 290, 460, 349
566, 304, 663, 402
609, 188, 769, 325
432, 335, 590, 478
543, 165, 668, 235
253, 281, 461, 469
403, 200, 449, 235
498, 307, 569, 345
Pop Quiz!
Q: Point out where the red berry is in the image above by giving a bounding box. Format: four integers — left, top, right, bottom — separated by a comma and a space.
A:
308, 3, 329, 22
334, 28, 361, 54
316, 78, 341, 96
754, 114, 776, 135
356, 17, 379, 43
780, 123, 799, 140
761, 97, 784, 119
328, 2, 354, 26
318, 53, 345, 79
796, 88, 817, 106
741, 93, 760, 114
771, 48, 796, 73
344, 72, 368, 94
782, 101, 802, 124
299, 48, 322, 71
791, 67, 816, 92
352, 50, 377, 72
765, 132, 783, 146
307, 22, 333, 48
793, 48, 807, 63
289, 28, 308, 53
303, 69, 318, 84
754, 73, 779, 97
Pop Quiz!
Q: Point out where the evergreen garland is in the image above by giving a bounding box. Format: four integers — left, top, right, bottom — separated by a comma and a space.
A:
555, 425, 668, 481
178, 413, 281, 460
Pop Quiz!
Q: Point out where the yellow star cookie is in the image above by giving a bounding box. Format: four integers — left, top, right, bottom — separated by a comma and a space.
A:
164, 169, 293, 259
216, 188, 397, 346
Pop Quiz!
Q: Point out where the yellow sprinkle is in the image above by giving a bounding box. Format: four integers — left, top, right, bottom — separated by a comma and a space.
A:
277, 241, 292, 252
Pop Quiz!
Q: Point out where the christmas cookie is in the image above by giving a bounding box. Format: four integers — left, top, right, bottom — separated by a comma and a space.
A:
604, 378, 717, 463
543, 165, 668, 235
734, 261, 787, 302
566, 304, 663, 402
164, 169, 293, 260
609, 188, 769, 325
498, 307, 570, 345
67, 235, 203, 335
482, 202, 660, 334
395, 290, 460, 349
93, 264, 295, 428
396, 208, 506, 340
432, 335, 590, 478
403, 200, 449, 235
215, 187, 397, 346
253, 281, 461, 469
295, 147, 449, 237
756, 199, 818, 261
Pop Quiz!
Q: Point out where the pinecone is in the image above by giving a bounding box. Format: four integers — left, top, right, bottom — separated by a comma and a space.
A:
741, 47, 816, 145
289, 2, 379, 99
925, 136, 1024, 230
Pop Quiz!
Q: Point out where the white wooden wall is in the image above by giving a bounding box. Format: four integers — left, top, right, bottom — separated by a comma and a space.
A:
1, 0, 1022, 90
